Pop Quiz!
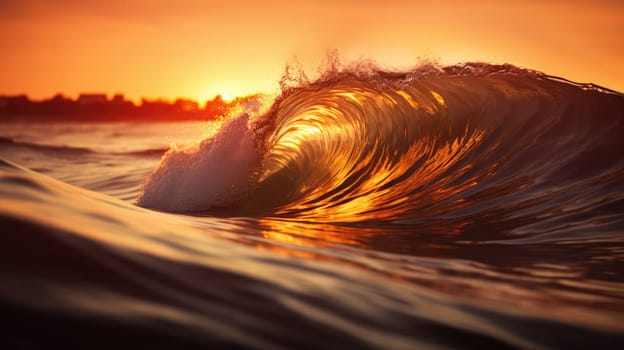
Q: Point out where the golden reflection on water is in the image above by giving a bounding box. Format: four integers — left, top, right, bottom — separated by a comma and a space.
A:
249, 216, 624, 331
252, 216, 474, 257
259, 219, 367, 248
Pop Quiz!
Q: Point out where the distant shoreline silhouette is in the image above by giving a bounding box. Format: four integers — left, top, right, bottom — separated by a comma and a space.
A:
0, 93, 260, 122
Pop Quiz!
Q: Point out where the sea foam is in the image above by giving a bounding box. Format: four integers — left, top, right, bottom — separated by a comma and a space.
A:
138, 113, 261, 212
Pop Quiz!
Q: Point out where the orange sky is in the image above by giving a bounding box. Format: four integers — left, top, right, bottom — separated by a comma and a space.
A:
1, 0, 623, 102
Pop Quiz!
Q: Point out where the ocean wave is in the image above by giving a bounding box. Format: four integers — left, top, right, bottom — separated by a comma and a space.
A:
120, 147, 170, 157
0, 136, 96, 155
0, 136, 168, 157
138, 63, 624, 238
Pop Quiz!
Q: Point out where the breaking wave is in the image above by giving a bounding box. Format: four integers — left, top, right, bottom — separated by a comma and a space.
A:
139, 63, 624, 238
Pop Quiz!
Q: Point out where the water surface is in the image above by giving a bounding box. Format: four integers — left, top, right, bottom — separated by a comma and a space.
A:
1, 63, 623, 349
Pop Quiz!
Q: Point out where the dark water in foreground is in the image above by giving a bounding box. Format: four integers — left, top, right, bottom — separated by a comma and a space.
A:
1, 64, 623, 349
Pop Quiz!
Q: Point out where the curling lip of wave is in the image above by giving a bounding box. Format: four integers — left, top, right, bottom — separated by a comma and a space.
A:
138, 63, 624, 227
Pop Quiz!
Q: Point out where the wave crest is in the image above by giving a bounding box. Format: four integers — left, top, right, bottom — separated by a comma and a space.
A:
138, 62, 624, 232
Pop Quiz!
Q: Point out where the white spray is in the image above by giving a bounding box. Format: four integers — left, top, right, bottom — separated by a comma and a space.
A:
138, 113, 261, 212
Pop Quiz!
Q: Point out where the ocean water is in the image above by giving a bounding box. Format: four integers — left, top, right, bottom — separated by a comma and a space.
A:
1, 63, 623, 349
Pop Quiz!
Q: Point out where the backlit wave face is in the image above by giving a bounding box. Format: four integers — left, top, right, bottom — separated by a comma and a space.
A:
242, 64, 624, 226
140, 63, 624, 235
252, 77, 486, 221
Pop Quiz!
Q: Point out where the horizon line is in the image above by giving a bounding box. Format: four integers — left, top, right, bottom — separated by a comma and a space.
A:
0, 91, 263, 105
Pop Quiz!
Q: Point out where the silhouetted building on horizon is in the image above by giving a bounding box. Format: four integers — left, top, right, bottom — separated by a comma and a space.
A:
174, 98, 199, 112
111, 94, 127, 103
0, 95, 30, 106
78, 93, 108, 104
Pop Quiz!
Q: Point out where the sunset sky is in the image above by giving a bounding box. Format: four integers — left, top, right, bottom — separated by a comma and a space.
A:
1, 0, 623, 103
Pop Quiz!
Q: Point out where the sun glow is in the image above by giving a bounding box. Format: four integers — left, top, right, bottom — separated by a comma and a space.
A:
194, 87, 238, 106
220, 92, 235, 102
